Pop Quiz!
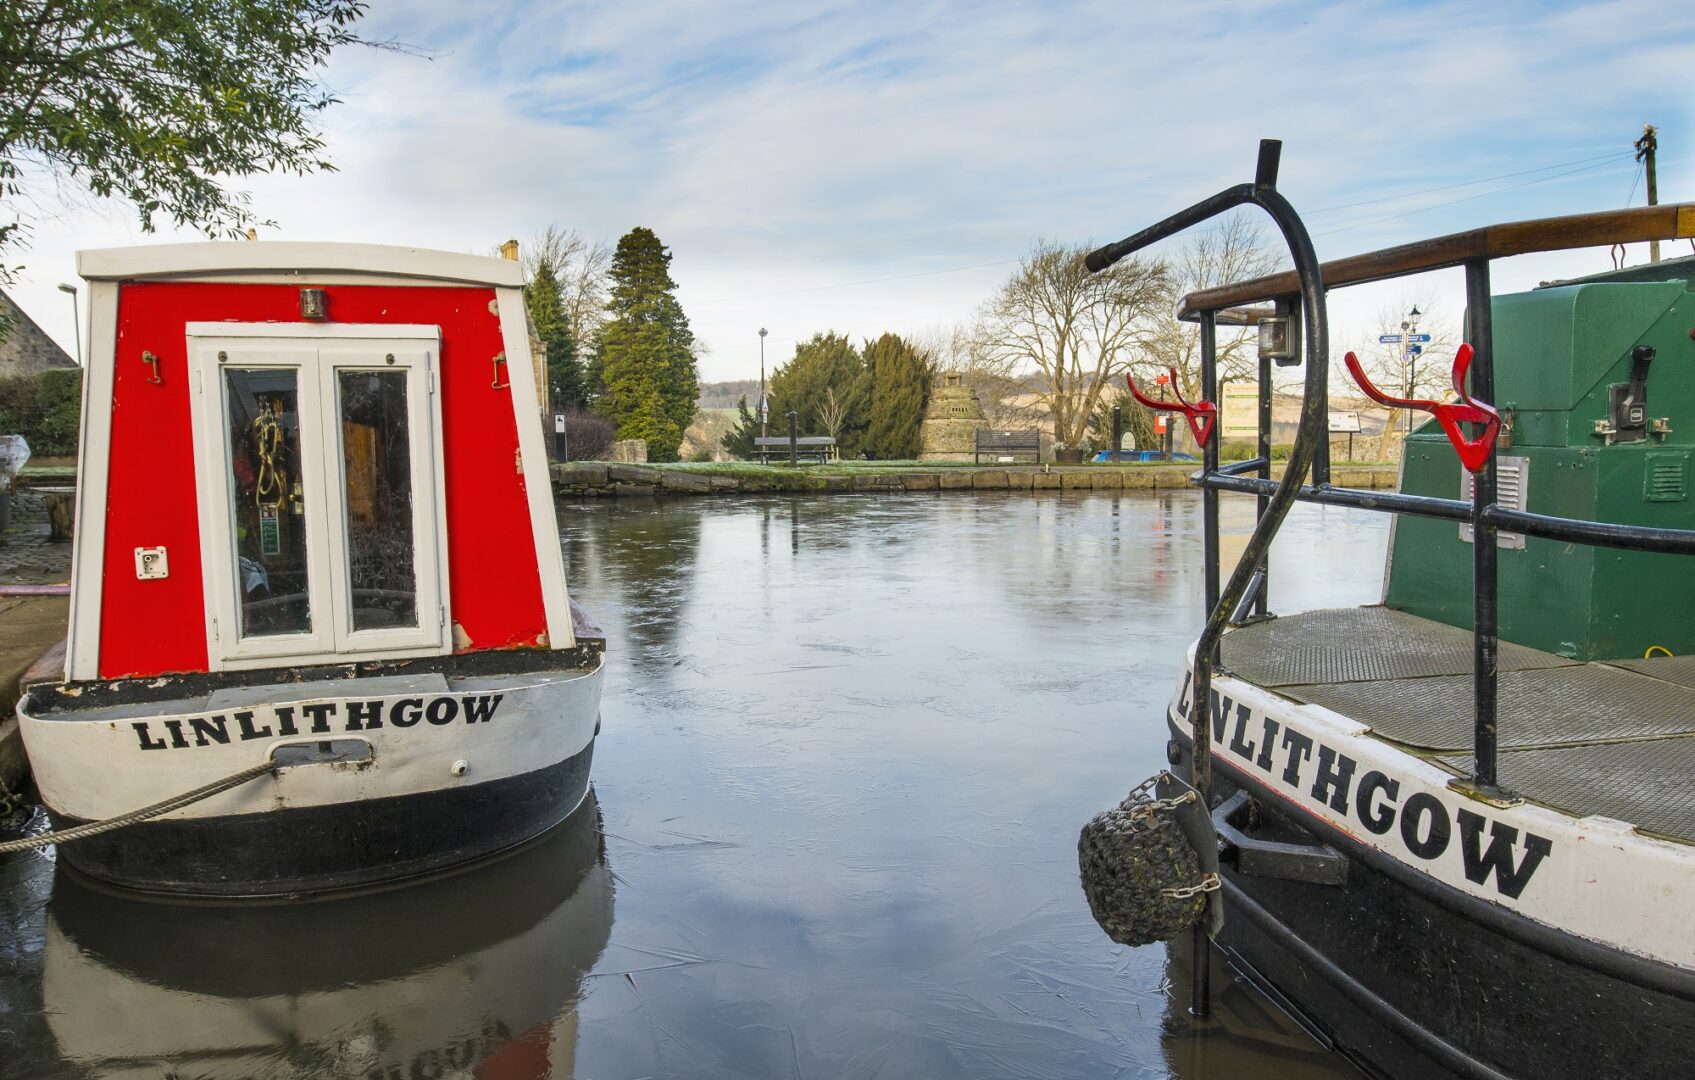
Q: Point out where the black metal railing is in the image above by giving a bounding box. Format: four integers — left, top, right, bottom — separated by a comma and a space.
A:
1085, 139, 1695, 1016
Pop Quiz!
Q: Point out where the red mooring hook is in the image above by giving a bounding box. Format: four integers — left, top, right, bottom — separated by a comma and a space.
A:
1343, 344, 1500, 473
1125, 368, 1218, 447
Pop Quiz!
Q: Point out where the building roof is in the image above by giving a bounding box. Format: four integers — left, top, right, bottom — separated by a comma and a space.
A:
0, 290, 76, 376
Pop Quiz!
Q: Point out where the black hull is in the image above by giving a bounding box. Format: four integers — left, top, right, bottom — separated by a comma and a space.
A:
52, 740, 594, 898
1169, 723, 1695, 1080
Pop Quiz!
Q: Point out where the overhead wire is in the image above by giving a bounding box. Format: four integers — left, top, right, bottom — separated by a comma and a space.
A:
704, 148, 1671, 365
1312, 156, 1633, 239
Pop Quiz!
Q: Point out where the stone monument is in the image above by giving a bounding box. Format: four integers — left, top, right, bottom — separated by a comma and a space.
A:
918, 371, 988, 461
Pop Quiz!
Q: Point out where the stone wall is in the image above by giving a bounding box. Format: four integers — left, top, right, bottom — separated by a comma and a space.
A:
552, 462, 1399, 498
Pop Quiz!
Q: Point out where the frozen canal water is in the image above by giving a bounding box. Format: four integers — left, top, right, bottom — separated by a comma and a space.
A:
1, 490, 1389, 1078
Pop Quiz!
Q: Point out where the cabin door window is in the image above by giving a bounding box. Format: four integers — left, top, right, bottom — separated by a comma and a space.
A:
188, 325, 448, 668
224, 366, 316, 640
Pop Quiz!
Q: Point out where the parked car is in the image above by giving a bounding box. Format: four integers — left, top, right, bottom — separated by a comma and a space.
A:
1094, 449, 1198, 463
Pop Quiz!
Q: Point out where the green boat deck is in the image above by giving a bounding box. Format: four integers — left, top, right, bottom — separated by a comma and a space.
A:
1220, 606, 1695, 846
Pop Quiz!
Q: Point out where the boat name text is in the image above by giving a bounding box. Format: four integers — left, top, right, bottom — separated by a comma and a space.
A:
1176, 673, 1552, 900
129, 695, 505, 751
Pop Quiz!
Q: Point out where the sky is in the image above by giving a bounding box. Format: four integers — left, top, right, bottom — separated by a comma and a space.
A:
8, 0, 1695, 386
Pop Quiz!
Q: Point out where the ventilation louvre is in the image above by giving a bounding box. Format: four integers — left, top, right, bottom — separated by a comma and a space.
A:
1645, 451, 1689, 504
1460, 454, 1529, 550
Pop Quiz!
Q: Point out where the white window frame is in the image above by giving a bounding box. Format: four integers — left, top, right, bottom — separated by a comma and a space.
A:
186, 323, 450, 670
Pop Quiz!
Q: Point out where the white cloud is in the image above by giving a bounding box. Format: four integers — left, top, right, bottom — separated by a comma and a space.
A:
8, 0, 1694, 381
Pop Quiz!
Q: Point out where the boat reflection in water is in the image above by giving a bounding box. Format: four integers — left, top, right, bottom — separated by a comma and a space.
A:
41, 793, 612, 1079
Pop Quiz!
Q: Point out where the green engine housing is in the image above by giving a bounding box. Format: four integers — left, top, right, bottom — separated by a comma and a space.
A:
1385, 256, 1695, 660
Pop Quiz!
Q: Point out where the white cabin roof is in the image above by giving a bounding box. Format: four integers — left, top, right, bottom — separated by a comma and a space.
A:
76, 241, 526, 288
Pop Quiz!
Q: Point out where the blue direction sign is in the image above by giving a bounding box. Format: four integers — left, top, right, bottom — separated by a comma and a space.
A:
1378, 334, 1403, 343
1407, 333, 1432, 343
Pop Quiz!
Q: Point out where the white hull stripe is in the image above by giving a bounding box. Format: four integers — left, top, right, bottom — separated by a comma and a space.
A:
20, 666, 603, 821
1172, 656, 1695, 971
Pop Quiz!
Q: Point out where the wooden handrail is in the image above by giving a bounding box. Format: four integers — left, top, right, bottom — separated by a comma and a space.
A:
1179, 203, 1695, 318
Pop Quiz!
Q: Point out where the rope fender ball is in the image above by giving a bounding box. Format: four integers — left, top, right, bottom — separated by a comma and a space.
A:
1078, 774, 1218, 947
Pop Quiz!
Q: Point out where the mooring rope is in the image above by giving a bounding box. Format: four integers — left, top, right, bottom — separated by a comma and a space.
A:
0, 760, 279, 854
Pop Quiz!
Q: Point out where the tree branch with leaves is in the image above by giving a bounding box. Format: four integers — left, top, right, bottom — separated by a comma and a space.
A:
0, 0, 386, 282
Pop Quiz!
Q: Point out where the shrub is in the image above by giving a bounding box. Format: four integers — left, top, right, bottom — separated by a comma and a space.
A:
559, 408, 616, 461
0, 370, 81, 457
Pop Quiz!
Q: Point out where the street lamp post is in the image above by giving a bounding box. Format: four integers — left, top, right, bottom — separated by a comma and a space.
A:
758, 328, 769, 441
1401, 305, 1422, 434
56, 283, 81, 366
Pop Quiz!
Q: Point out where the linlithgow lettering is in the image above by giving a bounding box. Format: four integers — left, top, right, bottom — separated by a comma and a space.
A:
132, 695, 504, 752
1173, 672, 1552, 898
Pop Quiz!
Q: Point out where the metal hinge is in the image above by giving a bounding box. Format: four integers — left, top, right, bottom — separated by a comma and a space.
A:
438, 605, 446, 628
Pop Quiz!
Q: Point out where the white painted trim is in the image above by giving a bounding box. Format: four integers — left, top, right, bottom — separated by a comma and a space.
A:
184, 322, 442, 341
495, 287, 574, 649
188, 339, 338, 666
65, 282, 120, 681
317, 344, 450, 655
185, 324, 451, 670
78, 242, 524, 288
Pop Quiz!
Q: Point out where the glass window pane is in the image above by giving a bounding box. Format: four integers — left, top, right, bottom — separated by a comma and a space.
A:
225, 369, 312, 638
339, 371, 417, 631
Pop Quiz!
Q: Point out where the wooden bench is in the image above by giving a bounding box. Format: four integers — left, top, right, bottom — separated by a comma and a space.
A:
975, 429, 1041, 463
755, 436, 837, 463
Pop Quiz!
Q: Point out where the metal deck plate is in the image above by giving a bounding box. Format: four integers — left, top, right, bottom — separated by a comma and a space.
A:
1282, 665, 1695, 753
1221, 606, 1577, 687
1438, 738, 1695, 845
1606, 653, 1695, 690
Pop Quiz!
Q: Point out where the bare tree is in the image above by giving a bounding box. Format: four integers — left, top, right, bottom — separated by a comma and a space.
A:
1348, 292, 1458, 458
1136, 212, 1283, 404
975, 240, 1170, 447
525, 225, 612, 344
817, 385, 848, 439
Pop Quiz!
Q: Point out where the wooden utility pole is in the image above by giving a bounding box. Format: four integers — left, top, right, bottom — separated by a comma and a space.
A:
1635, 124, 1659, 263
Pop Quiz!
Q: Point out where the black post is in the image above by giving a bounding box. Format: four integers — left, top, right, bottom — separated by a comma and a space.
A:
787, 410, 799, 466
1311, 305, 1331, 489
1112, 405, 1123, 463
1194, 310, 1221, 1019
1465, 259, 1501, 793
1254, 347, 1272, 618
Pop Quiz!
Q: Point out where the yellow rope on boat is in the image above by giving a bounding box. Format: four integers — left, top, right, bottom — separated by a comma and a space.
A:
252, 409, 285, 511
1645, 645, 1674, 658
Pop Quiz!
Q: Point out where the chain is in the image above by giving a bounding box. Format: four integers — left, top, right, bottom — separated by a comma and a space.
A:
0, 772, 24, 820
1124, 771, 1198, 825
1162, 872, 1221, 900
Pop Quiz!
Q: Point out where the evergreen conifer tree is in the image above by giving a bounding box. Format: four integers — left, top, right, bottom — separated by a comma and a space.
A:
863, 333, 934, 460
594, 227, 698, 461
721, 395, 759, 459
768, 332, 868, 456
525, 257, 585, 411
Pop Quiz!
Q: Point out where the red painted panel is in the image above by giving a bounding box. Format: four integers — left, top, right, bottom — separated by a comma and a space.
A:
99, 282, 547, 678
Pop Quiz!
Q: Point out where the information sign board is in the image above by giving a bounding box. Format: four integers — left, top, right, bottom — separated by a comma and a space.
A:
1221, 383, 1260, 438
